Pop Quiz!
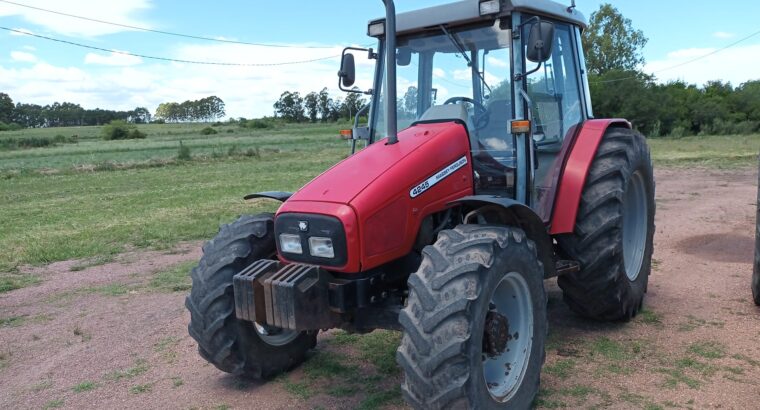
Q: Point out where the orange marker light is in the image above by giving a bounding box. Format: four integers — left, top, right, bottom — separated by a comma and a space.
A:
339, 129, 353, 140
511, 120, 531, 134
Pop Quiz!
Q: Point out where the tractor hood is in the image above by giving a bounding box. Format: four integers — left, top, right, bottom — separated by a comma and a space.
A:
289, 122, 460, 205
279, 120, 473, 273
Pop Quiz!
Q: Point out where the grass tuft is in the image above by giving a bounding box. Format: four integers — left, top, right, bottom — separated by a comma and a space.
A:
688, 341, 726, 359
148, 261, 194, 292
72, 381, 98, 393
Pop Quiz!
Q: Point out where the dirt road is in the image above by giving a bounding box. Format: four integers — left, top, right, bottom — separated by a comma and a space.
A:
1, 167, 759, 409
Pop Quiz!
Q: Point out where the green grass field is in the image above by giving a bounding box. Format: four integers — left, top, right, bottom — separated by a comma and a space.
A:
1, 122, 758, 291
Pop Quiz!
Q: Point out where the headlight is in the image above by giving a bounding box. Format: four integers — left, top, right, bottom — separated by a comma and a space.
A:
368, 21, 385, 37
479, 0, 500, 15
309, 237, 335, 258
279, 234, 303, 254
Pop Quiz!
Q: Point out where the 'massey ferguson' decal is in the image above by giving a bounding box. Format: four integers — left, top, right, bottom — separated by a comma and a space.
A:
410, 156, 468, 198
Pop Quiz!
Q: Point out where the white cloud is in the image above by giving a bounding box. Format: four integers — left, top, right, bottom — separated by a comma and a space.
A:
486, 56, 508, 68
433, 68, 445, 78
644, 43, 760, 86
84, 51, 143, 66
22, 45, 37, 51
0, 41, 371, 118
713, 31, 735, 39
0, 0, 153, 37
10, 51, 37, 63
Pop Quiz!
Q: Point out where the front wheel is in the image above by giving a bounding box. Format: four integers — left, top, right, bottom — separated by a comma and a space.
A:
397, 225, 546, 409
185, 213, 316, 378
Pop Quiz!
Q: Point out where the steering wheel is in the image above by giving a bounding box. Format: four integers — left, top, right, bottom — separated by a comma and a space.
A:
444, 97, 489, 129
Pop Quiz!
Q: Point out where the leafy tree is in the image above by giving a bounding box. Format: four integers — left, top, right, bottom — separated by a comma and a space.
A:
402, 86, 418, 117
317, 88, 332, 121
0, 93, 15, 123
273, 91, 305, 122
304, 92, 319, 122
341, 89, 367, 120
582, 4, 648, 75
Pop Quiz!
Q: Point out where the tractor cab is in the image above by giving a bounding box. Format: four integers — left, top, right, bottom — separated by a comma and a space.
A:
342, 0, 591, 216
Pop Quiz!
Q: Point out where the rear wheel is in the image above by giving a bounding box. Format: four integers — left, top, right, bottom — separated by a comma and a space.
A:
556, 127, 655, 321
185, 213, 316, 378
397, 225, 546, 409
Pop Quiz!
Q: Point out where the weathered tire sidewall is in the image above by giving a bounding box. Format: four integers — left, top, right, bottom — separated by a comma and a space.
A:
556, 128, 655, 320
625, 135, 656, 304
186, 213, 316, 378
468, 242, 547, 409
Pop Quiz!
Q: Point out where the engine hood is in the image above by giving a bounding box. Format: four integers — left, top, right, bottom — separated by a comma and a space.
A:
289, 122, 458, 205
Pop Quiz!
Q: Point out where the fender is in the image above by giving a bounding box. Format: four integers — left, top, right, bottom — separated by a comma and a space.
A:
244, 191, 292, 202
449, 195, 555, 278
550, 119, 631, 235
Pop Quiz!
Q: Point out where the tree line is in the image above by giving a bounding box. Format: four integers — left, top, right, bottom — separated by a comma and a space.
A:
0, 93, 151, 129
0, 93, 226, 129
273, 88, 366, 122
153, 96, 226, 123
583, 4, 760, 137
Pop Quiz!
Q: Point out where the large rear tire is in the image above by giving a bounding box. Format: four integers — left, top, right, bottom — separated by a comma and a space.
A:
185, 213, 316, 378
556, 127, 655, 321
397, 225, 546, 409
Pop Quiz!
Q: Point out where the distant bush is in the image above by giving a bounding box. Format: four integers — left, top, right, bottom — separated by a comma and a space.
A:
0, 134, 79, 150
102, 120, 146, 140
150, 119, 166, 124
200, 126, 217, 135
226, 129, 234, 133
241, 119, 275, 129
0, 122, 23, 131
177, 141, 192, 161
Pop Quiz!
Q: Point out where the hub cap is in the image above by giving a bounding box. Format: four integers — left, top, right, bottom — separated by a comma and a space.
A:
482, 272, 533, 403
622, 171, 648, 281
253, 322, 299, 346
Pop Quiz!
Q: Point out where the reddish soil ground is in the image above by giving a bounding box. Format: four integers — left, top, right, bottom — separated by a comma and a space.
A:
1, 167, 759, 409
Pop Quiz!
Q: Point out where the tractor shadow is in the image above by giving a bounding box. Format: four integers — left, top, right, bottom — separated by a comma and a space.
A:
544, 279, 629, 352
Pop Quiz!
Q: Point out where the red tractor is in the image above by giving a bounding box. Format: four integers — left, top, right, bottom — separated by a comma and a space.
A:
186, 0, 655, 408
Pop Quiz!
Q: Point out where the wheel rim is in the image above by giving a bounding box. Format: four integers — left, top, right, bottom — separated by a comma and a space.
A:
482, 272, 533, 403
253, 322, 299, 346
622, 170, 648, 281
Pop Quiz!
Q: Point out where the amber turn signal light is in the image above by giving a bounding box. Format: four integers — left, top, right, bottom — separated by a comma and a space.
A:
339, 129, 353, 140
510, 120, 531, 134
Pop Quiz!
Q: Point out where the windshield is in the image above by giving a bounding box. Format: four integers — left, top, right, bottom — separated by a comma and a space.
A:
373, 20, 513, 143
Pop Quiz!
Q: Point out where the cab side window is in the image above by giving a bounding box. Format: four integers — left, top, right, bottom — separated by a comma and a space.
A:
525, 21, 583, 150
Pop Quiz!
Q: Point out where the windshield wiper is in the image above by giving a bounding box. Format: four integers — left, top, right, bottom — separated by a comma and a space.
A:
439, 25, 492, 94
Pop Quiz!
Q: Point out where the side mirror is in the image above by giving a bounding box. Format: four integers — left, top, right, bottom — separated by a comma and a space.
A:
339, 53, 356, 88
526, 21, 555, 63
396, 47, 411, 66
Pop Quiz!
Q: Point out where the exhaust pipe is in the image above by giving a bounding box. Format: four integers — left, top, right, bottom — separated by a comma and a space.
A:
382, 0, 398, 145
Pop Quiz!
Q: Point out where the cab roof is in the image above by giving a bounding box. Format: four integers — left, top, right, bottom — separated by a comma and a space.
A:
371, 0, 587, 36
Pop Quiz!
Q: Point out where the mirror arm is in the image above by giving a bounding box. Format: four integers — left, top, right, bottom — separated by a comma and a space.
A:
338, 47, 376, 94
514, 61, 542, 82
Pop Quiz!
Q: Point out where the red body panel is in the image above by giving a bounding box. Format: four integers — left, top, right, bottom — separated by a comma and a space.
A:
278, 121, 473, 273
550, 119, 631, 235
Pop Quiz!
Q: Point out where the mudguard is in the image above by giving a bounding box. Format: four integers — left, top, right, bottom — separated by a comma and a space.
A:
244, 191, 292, 202
449, 195, 556, 278
550, 119, 631, 235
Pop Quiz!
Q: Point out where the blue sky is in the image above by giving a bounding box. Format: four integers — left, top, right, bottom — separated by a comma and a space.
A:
1, 0, 759, 118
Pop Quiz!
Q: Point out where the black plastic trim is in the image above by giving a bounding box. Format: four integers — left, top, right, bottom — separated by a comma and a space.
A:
244, 191, 292, 202
275, 213, 348, 268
